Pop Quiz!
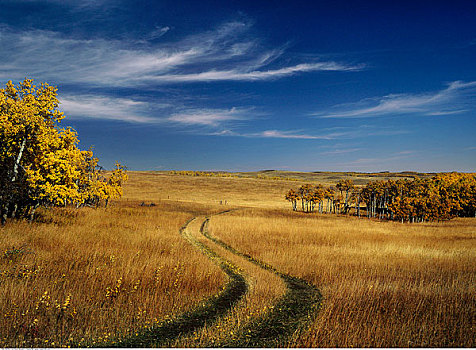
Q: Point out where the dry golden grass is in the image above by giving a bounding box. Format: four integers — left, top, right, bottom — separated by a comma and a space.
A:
124, 171, 306, 209
165, 169, 433, 185
170, 215, 286, 347
0, 201, 225, 347
208, 208, 476, 347
1, 171, 474, 347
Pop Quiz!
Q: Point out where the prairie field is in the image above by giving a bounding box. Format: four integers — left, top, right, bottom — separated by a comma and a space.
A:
0, 198, 225, 347
0, 171, 475, 347
208, 208, 475, 347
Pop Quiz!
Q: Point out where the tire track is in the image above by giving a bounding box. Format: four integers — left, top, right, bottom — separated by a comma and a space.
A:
200, 211, 323, 347
106, 216, 248, 347
105, 209, 322, 347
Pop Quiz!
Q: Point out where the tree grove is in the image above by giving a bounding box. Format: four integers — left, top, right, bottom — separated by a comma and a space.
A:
286, 175, 476, 222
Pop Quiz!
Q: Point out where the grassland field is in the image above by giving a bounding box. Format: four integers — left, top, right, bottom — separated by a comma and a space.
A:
0, 170, 474, 347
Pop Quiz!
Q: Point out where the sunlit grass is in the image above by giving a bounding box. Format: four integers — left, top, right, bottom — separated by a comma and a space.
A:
0, 201, 225, 347
170, 215, 286, 347
208, 208, 475, 347
1, 171, 474, 347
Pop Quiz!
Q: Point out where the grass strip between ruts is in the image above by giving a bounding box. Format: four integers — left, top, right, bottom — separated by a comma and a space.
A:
91, 208, 322, 348
92, 216, 248, 348
200, 212, 323, 348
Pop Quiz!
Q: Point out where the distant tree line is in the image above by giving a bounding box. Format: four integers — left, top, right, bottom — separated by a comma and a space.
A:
285, 173, 476, 222
169, 170, 300, 181
0, 79, 128, 225
170, 170, 238, 178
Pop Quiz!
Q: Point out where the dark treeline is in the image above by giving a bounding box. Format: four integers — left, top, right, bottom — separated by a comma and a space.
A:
285, 173, 476, 222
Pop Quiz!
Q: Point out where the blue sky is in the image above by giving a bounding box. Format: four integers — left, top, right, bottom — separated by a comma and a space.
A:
1, 0, 475, 172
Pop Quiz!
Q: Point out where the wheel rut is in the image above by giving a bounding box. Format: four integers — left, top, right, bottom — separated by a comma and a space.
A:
200, 211, 323, 347
105, 209, 322, 347
107, 216, 248, 347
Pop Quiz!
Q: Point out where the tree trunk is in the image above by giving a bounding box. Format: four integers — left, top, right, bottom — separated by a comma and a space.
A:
2, 137, 27, 223
1, 208, 7, 225
11, 202, 18, 219
357, 194, 360, 218
29, 202, 40, 222
12, 137, 27, 183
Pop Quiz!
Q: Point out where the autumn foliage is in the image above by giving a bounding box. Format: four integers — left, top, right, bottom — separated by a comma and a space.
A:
0, 79, 127, 224
286, 174, 476, 222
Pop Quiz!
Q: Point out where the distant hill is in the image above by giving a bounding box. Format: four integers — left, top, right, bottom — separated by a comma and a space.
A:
157, 169, 440, 186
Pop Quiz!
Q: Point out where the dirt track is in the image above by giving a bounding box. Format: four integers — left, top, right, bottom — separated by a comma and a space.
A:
108, 210, 322, 347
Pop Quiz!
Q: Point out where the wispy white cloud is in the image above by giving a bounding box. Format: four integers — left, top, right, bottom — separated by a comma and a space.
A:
312, 81, 476, 118
59, 94, 253, 128
321, 148, 361, 155
58, 93, 412, 145
0, 20, 363, 136
0, 21, 361, 87
208, 126, 388, 140
0, 27, 205, 85
253, 130, 327, 139
150, 62, 361, 83
207, 129, 318, 139
167, 107, 250, 126
57, 92, 412, 148
394, 150, 418, 155
60, 95, 159, 123
425, 110, 468, 116
247, 125, 408, 140
146, 26, 170, 41
208, 129, 342, 139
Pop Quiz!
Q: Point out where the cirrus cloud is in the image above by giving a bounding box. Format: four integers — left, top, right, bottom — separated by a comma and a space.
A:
0, 21, 362, 87
312, 81, 476, 119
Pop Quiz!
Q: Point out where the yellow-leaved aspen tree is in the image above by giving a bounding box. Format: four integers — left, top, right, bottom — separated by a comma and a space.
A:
0, 79, 127, 224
